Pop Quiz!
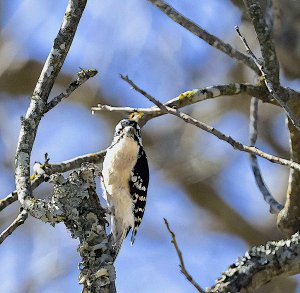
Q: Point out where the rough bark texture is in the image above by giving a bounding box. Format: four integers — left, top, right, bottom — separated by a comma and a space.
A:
243, 0, 280, 84
208, 233, 300, 293
51, 164, 116, 293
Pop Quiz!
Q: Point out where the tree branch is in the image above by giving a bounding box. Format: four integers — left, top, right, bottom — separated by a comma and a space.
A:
164, 219, 205, 293
277, 120, 300, 236
146, 0, 259, 74
164, 220, 300, 293
2, 164, 116, 291
15, 0, 87, 209
121, 74, 300, 171
52, 165, 115, 292
249, 97, 283, 213
46, 68, 98, 112
243, 0, 280, 84
5, 4, 114, 283
0, 150, 106, 213
92, 83, 271, 125
0, 191, 18, 212
208, 232, 300, 292
235, 26, 300, 131
48, 150, 106, 173
0, 210, 28, 244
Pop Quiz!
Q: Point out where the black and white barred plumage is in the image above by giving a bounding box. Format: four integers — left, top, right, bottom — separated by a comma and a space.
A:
101, 119, 149, 256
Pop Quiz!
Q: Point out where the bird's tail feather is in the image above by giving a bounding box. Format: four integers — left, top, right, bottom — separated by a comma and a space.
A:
111, 216, 130, 260
112, 229, 129, 260
130, 227, 138, 246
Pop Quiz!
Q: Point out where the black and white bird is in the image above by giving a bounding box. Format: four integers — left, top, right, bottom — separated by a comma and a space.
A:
101, 118, 149, 256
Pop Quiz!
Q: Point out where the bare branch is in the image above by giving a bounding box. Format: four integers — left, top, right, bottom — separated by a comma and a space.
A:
46, 68, 98, 112
243, 0, 280, 84
0, 191, 18, 212
249, 97, 283, 213
164, 219, 205, 293
1, 150, 106, 211
49, 150, 106, 173
15, 0, 88, 208
121, 74, 300, 171
92, 104, 142, 115
235, 26, 300, 131
208, 232, 300, 292
147, 0, 259, 73
0, 175, 45, 212
0, 210, 28, 244
92, 83, 271, 124
2, 165, 116, 290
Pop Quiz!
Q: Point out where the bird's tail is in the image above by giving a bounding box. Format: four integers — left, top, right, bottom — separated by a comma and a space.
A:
130, 227, 138, 246
111, 216, 130, 260
112, 231, 128, 260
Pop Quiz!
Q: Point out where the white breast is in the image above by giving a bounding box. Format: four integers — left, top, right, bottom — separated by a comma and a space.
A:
102, 135, 139, 228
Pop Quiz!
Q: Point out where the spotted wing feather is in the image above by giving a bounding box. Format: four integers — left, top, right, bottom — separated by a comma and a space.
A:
129, 148, 149, 244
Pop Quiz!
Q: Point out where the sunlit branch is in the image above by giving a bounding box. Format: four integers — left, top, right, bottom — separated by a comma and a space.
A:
121, 74, 300, 171
92, 83, 270, 125
147, 0, 259, 73
15, 0, 88, 209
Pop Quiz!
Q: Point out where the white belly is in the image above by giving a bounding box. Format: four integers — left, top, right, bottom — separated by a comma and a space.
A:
102, 135, 139, 228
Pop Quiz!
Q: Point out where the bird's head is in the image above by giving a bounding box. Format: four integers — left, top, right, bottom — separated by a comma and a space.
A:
113, 119, 142, 143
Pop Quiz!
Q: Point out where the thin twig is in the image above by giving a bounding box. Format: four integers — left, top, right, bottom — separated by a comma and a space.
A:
235, 26, 300, 131
164, 218, 205, 293
92, 104, 145, 114
46, 68, 98, 112
235, 26, 265, 71
120, 74, 300, 171
0, 191, 17, 212
0, 210, 28, 244
0, 175, 44, 212
249, 97, 283, 213
147, 0, 259, 74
